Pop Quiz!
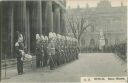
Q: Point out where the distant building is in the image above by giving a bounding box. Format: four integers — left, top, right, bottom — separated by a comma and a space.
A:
67, 0, 127, 49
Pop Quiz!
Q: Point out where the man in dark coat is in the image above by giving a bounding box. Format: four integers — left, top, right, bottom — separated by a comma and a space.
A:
15, 33, 24, 75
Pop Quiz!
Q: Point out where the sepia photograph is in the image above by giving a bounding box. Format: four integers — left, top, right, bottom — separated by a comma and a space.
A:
0, 0, 127, 82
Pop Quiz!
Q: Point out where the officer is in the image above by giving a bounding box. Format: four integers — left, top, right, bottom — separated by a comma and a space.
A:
52, 33, 57, 67
62, 36, 66, 64
35, 34, 42, 68
47, 32, 56, 70
69, 37, 72, 62
63, 36, 67, 63
59, 36, 63, 64
66, 36, 69, 63
57, 34, 61, 65
15, 33, 24, 75
43, 36, 49, 67
40, 35, 45, 67
60, 35, 65, 64
55, 34, 60, 66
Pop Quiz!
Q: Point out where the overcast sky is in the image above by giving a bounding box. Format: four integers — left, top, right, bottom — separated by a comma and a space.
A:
67, 0, 127, 8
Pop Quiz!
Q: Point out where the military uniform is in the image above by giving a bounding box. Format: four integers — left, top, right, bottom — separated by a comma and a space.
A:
43, 41, 48, 67
47, 38, 56, 70
15, 36, 24, 75
35, 41, 43, 68
42, 36, 48, 67
35, 34, 43, 68
55, 41, 60, 66
35, 32, 80, 70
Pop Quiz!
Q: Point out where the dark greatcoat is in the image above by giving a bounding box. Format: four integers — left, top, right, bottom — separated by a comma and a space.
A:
15, 42, 24, 74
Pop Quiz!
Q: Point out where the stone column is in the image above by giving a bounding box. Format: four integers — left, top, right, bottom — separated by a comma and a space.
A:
13, 1, 28, 49
1, 2, 14, 58
60, 9, 66, 35
42, 2, 47, 35
10, 5, 14, 58
29, 1, 42, 34
53, 5, 60, 34
28, 1, 42, 53
26, 5, 30, 52
45, 1, 53, 35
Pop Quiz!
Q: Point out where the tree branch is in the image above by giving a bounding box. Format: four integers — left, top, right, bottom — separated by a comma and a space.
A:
78, 24, 92, 41
67, 17, 77, 38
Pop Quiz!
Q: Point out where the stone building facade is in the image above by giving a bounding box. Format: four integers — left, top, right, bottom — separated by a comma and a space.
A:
67, 0, 127, 50
0, 0, 66, 58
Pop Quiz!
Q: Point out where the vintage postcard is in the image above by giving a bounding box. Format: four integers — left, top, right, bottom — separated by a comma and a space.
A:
0, 0, 127, 83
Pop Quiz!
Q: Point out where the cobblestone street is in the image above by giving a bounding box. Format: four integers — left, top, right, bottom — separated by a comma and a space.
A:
1, 53, 127, 83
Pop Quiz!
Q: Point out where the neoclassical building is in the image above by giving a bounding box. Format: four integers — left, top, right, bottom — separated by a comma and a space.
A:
67, 0, 127, 50
0, 0, 66, 58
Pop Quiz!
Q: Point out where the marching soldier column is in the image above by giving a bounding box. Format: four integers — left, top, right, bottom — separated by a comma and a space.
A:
35, 32, 80, 70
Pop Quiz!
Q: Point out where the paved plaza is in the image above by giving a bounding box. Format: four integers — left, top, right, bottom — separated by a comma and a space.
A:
1, 53, 127, 83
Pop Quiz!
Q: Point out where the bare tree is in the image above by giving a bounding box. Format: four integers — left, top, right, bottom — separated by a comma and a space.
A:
66, 14, 93, 44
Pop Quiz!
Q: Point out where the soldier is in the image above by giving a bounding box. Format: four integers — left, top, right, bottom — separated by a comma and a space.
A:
69, 38, 73, 62
64, 36, 68, 63
47, 32, 56, 70
60, 35, 65, 64
35, 34, 42, 68
52, 32, 56, 68
43, 36, 49, 67
66, 37, 70, 62
15, 33, 24, 75
62, 36, 66, 64
55, 34, 60, 66
57, 34, 62, 65
66, 36, 69, 63
40, 35, 45, 67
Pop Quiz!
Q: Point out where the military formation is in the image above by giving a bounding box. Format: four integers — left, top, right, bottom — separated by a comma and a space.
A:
35, 32, 80, 70
15, 31, 80, 75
